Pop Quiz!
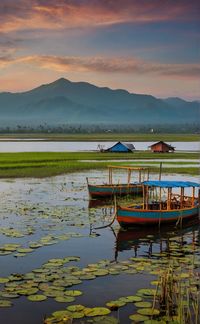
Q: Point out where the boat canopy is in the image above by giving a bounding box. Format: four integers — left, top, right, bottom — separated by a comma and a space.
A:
143, 180, 200, 188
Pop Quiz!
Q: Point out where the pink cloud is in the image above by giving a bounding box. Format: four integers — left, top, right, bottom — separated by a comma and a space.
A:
2, 54, 199, 79
0, 0, 199, 33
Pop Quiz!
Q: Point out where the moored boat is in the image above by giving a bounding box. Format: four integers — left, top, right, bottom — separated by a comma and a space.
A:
116, 180, 200, 227
87, 165, 150, 199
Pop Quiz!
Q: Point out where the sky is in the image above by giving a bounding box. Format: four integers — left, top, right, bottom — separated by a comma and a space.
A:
0, 0, 199, 100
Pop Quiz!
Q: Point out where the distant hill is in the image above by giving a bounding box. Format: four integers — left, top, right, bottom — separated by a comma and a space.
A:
0, 78, 199, 127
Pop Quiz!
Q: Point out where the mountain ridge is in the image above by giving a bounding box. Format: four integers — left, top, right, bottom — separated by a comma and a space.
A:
0, 78, 199, 127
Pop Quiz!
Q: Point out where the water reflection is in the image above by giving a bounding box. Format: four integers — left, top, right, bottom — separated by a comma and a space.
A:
115, 217, 200, 260
0, 170, 199, 324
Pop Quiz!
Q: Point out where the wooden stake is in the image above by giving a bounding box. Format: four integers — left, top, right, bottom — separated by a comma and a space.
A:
159, 162, 162, 180
180, 187, 184, 209
146, 186, 148, 210
192, 187, 195, 207
139, 170, 141, 183
167, 188, 171, 210
159, 187, 162, 210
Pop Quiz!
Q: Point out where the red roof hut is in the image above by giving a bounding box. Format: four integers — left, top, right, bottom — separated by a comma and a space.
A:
149, 141, 175, 153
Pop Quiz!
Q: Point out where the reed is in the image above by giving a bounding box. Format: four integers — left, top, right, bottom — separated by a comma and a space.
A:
157, 264, 199, 323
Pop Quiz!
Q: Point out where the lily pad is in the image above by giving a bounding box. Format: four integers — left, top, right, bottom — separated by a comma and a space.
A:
67, 304, 85, 312
16, 248, 34, 253
84, 307, 111, 317
67, 311, 85, 318
119, 296, 142, 303
93, 269, 109, 276
64, 290, 82, 297
55, 296, 75, 303
0, 300, 13, 307
137, 308, 160, 316
52, 310, 71, 319
27, 294, 47, 302
134, 302, 152, 308
137, 288, 156, 296
106, 300, 126, 308
0, 277, 9, 284
129, 314, 149, 322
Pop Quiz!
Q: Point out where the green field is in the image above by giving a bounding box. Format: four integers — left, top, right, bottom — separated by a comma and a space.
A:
0, 133, 199, 141
0, 151, 198, 178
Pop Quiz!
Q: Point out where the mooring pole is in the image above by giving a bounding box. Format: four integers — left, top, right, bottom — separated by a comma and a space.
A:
159, 162, 163, 181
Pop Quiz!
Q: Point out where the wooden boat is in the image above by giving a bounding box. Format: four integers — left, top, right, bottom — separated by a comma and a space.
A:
116, 180, 200, 227
87, 166, 149, 199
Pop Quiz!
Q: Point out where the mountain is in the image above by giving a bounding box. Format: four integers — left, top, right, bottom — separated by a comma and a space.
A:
0, 78, 199, 127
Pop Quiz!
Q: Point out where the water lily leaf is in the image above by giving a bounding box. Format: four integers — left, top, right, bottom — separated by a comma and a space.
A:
29, 243, 43, 249
18, 288, 38, 295
93, 270, 109, 276
0, 277, 9, 284
180, 273, 190, 279
119, 295, 142, 303
144, 320, 163, 324
90, 316, 120, 324
137, 308, 160, 316
55, 296, 75, 303
106, 300, 126, 308
64, 290, 82, 297
84, 307, 111, 317
0, 251, 12, 255
124, 269, 137, 274
0, 292, 19, 298
67, 311, 85, 318
27, 294, 47, 301
151, 281, 159, 286
52, 310, 71, 319
16, 248, 34, 253
79, 274, 96, 280
13, 253, 27, 257
67, 304, 85, 312
129, 314, 149, 322
137, 289, 156, 296
0, 300, 13, 307
134, 302, 152, 308
108, 269, 120, 275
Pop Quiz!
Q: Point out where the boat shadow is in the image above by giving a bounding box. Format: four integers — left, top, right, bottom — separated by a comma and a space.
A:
114, 216, 200, 260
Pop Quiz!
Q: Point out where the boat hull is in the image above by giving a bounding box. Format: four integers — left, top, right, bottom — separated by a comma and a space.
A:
117, 206, 199, 227
88, 184, 142, 198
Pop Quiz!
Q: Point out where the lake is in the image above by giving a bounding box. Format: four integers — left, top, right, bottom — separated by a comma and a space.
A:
0, 170, 199, 323
0, 141, 199, 152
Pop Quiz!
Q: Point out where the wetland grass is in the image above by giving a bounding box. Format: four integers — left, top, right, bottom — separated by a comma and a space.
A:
0, 133, 199, 142
157, 264, 199, 324
0, 151, 198, 178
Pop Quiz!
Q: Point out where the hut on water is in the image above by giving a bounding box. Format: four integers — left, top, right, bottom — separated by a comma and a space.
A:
105, 141, 135, 153
149, 141, 175, 153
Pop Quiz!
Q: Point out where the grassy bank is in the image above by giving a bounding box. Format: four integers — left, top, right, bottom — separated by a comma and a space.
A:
0, 151, 198, 178
0, 133, 199, 142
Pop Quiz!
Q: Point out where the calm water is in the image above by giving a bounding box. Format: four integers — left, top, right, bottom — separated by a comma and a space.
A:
0, 170, 199, 324
0, 141, 199, 152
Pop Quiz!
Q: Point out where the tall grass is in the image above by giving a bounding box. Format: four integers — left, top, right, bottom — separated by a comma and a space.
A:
0, 151, 198, 178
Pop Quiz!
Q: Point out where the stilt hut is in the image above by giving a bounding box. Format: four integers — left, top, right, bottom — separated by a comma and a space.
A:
105, 141, 135, 153
149, 141, 175, 153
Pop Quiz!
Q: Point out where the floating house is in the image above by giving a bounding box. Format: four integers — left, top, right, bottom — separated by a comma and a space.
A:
149, 141, 175, 153
105, 141, 135, 153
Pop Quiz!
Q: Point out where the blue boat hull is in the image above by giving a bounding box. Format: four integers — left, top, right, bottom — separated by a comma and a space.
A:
117, 206, 199, 226
88, 184, 143, 198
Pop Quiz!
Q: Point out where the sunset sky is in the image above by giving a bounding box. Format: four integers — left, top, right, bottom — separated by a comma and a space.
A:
0, 0, 199, 100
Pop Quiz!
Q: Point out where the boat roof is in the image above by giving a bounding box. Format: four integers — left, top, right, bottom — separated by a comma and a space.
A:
143, 180, 200, 188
